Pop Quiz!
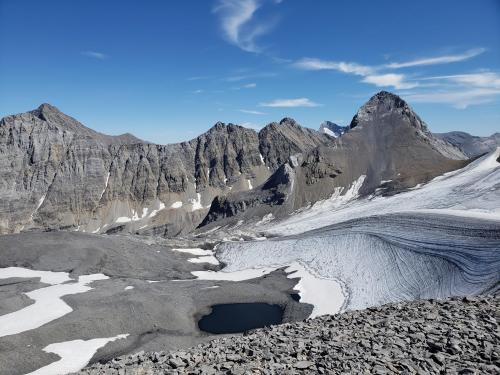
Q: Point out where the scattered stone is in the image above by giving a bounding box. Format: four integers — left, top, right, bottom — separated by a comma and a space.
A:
78, 296, 499, 374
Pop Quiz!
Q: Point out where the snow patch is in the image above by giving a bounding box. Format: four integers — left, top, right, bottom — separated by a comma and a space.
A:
188, 256, 220, 265
0, 267, 71, 285
114, 199, 166, 223
26, 334, 128, 375
192, 267, 277, 281
124, 286, 134, 291
172, 248, 213, 256
30, 195, 46, 220
99, 172, 110, 201
0, 268, 109, 337
285, 262, 344, 318
322, 128, 337, 138
190, 193, 204, 211
247, 179, 253, 190
255, 213, 274, 226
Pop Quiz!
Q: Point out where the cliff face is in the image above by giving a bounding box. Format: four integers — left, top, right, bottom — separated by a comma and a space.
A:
0, 105, 330, 235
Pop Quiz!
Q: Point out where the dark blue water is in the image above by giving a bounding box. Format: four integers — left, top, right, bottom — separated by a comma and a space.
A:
198, 303, 284, 334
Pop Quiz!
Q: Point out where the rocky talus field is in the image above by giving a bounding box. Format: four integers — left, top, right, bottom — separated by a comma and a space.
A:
79, 296, 499, 375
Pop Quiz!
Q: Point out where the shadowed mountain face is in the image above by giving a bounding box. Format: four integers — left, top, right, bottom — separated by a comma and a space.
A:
0, 104, 331, 235
200, 91, 469, 227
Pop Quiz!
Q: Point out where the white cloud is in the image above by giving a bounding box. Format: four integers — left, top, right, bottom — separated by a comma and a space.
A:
213, 0, 281, 53
294, 58, 374, 76
81, 51, 107, 60
240, 109, 266, 114
385, 48, 486, 69
424, 72, 500, 89
243, 82, 257, 88
403, 88, 500, 109
362, 74, 419, 89
193, 89, 204, 94
260, 98, 321, 107
293, 48, 488, 92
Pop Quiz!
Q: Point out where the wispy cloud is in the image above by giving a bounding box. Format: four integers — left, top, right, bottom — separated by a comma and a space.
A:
243, 82, 257, 88
386, 48, 486, 69
260, 98, 321, 107
403, 71, 500, 108
423, 72, 500, 89
294, 58, 374, 75
294, 58, 415, 90
213, 0, 282, 53
240, 109, 266, 114
362, 74, 419, 89
81, 51, 107, 60
293, 48, 487, 93
225, 72, 277, 82
403, 88, 500, 109
193, 89, 204, 94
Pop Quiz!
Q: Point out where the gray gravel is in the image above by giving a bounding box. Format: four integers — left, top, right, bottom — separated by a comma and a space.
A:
79, 295, 499, 374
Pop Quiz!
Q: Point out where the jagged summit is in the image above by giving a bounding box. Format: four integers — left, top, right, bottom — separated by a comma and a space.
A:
349, 91, 425, 131
348, 91, 466, 160
36, 102, 61, 113
30, 103, 69, 121
279, 117, 297, 126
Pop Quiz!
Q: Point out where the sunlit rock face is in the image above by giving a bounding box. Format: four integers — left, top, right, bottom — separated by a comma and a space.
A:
0, 105, 332, 235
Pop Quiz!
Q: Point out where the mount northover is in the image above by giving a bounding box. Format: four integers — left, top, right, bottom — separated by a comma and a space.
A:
2, 91, 495, 237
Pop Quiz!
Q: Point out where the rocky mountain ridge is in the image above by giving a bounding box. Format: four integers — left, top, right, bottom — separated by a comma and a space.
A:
0, 92, 467, 235
0, 105, 331, 235
199, 91, 468, 228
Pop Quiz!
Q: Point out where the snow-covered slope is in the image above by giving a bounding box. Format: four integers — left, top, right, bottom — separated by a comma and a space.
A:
202, 149, 500, 315
267, 147, 500, 235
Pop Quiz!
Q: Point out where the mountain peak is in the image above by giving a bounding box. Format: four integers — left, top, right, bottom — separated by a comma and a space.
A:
32, 103, 64, 121
279, 117, 297, 126
37, 103, 60, 112
349, 91, 424, 131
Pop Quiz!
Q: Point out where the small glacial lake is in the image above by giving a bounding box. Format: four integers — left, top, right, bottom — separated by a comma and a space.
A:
198, 303, 284, 334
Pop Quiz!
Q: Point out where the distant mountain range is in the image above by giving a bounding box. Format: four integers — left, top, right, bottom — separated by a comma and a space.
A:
1, 91, 495, 236
435, 131, 500, 158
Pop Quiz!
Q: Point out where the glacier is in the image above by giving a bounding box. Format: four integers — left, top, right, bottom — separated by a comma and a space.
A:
205, 149, 500, 314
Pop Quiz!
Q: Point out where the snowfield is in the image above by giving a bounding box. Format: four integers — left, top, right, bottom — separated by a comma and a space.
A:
267, 148, 500, 236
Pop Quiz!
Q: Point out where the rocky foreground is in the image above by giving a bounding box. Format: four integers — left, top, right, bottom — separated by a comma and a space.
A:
79, 295, 499, 374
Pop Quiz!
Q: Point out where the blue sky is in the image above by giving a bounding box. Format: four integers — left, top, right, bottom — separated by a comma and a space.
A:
1, 0, 499, 143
